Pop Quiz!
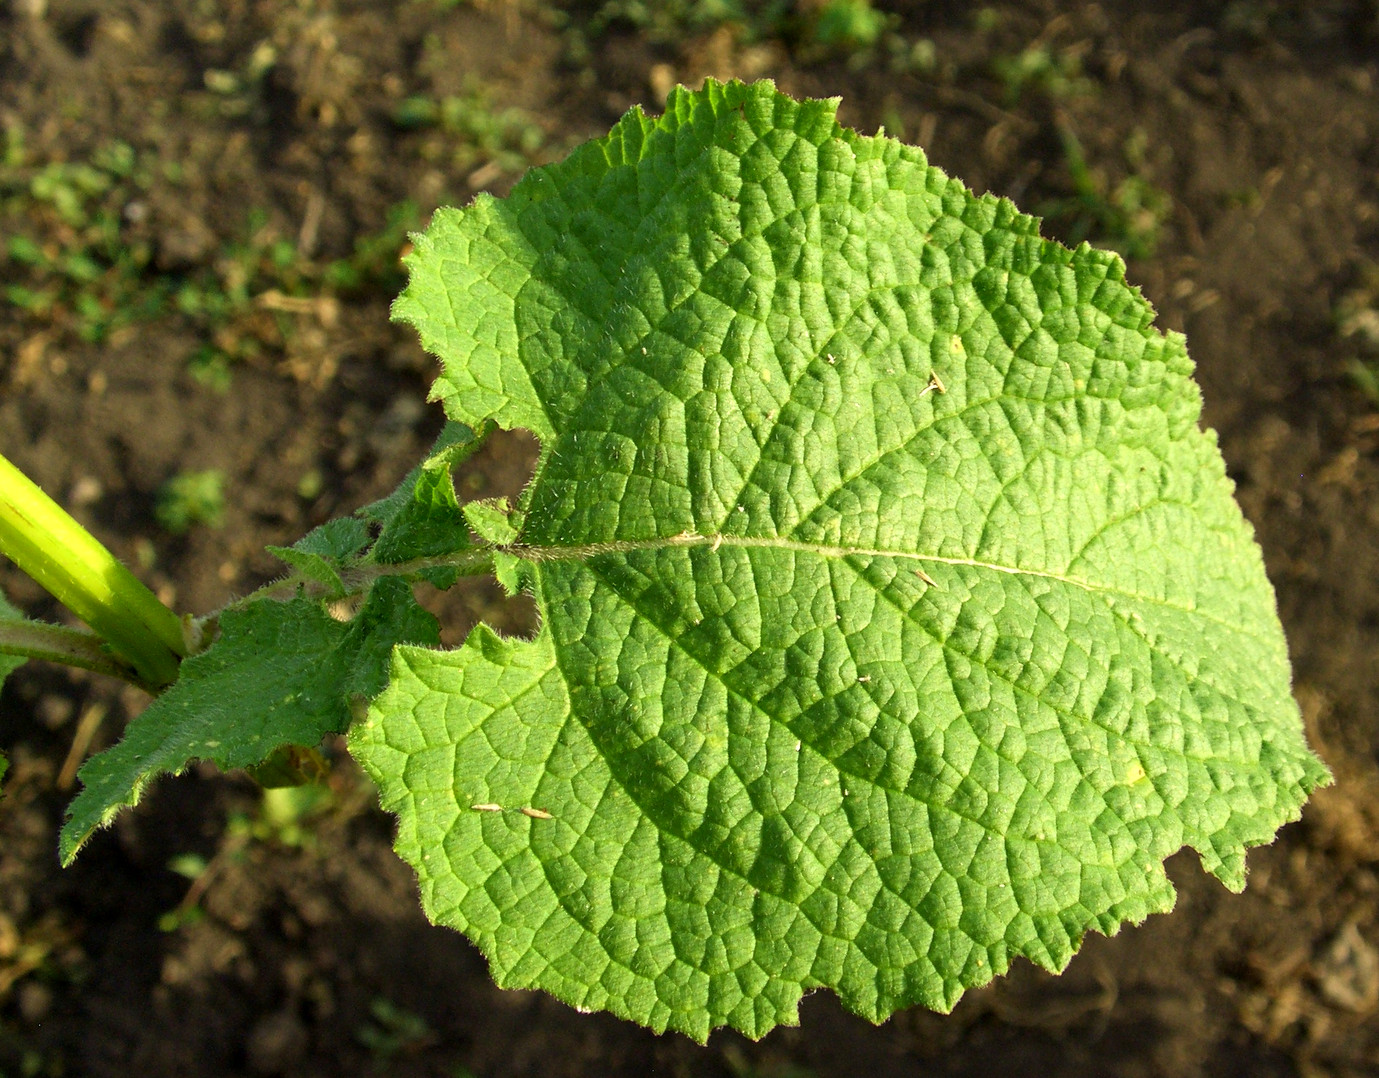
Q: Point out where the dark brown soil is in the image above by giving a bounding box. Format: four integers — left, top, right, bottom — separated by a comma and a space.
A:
3, 2, 1379, 1075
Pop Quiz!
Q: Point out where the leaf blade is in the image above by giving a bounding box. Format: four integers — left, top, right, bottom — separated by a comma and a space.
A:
357, 78, 1330, 1039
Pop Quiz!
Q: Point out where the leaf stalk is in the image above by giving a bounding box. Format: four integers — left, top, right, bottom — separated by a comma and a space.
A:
0, 618, 152, 689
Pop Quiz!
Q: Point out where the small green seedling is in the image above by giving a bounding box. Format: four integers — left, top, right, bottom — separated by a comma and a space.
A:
355, 997, 434, 1063
0, 81, 1329, 1041
991, 43, 1093, 105
1040, 122, 1172, 261
156, 469, 227, 534
0, 125, 420, 384
393, 79, 546, 180
810, 0, 889, 53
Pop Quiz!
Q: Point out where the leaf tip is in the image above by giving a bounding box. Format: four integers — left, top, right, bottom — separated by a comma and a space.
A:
58, 777, 147, 867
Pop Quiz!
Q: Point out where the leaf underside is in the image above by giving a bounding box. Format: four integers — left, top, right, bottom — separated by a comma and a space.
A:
352, 78, 1322, 1040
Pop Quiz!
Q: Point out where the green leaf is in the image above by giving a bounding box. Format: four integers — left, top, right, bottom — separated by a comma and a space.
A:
462, 497, 523, 545
0, 591, 28, 690
491, 549, 527, 597
285, 420, 489, 570
245, 743, 330, 788
61, 577, 438, 864
290, 515, 372, 562
362, 420, 489, 548
354, 79, 1330, 1040
365, 419, 491, 587
369, 450, 470, 566
270, 421, 491, 596
265, 545, 348, 598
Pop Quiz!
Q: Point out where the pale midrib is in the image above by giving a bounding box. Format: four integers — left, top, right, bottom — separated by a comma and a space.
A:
264, 528, 1244, 637
498, 530, 1182, 609
496, 531, 1267, 642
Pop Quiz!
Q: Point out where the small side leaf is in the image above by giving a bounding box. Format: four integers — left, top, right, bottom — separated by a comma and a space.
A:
271, 421, 487, 596
371, 451, 473, 567
245, 744, 330, 788
362, 420, 489, 539
291, 516, 372, 562
462, 497, 522, 545
265, 546, 348, 598
60, 576, 437, 864
0, 591, 29, 690
491, 550, 526, 597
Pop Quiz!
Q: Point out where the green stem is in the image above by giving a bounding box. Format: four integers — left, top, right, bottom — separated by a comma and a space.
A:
228, 546, 499, 611
0, 618, 151, 688
0, 451, 184, 688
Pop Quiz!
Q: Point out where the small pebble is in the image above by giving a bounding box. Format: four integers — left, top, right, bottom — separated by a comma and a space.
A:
37, 694, 74, 729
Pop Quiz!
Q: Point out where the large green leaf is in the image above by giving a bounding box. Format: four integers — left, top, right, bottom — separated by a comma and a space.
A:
351, 79, 1329, 1040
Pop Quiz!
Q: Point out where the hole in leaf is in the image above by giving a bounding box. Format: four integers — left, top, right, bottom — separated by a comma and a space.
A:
454, 425, 540, 507
417, 423, 541, 646
413, 576, 537, 648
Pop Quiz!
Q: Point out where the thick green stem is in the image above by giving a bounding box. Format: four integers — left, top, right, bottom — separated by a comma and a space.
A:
0, 451, 184, 687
